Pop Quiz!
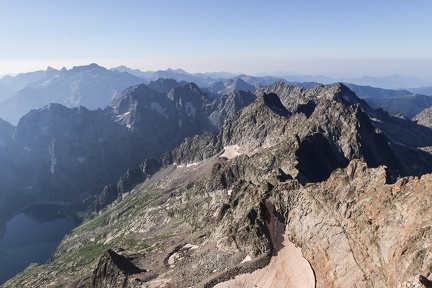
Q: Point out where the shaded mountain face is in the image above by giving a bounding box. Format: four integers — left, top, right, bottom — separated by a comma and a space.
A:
207, 90, 257, 128
0, 64, 145, 125
0, 118, 14, 147
8, 82, 432, 287
2, 104, 135, 202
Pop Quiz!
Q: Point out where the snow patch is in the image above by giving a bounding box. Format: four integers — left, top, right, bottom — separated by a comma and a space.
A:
151, 102, 169, 119
174, 163, 185, 168
241, 255, 252, 263
219, 145, 243, 159
174, 162, 201, 168
186, 162, 200, 167
178, 119, 182, 128
168, 243, 199, 266
227, 189, 233, 197
215, 231, 315, 288
342, 95, 351, 102
183, 243, 199, 250
116, 111, 130, 121
185, 102, 196, 118
370, 117, 383, 123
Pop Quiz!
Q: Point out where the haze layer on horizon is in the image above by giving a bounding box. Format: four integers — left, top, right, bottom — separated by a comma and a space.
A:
0, 1, 431, 80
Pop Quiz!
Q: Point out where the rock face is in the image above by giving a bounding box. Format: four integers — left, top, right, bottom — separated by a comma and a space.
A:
413, 106, 432, 128
5, 82, 432, 287
91, 249, 146, 288
207, 90, 256, 128
280, 160, 432, 287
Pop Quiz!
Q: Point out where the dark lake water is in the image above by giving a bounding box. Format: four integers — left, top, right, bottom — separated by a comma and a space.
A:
0, 203, 75, 284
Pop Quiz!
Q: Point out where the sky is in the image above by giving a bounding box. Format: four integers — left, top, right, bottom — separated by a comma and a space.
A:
0, 0, 431, 80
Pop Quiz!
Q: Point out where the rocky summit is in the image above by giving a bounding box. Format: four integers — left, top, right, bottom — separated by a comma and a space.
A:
4, 82, 432, 287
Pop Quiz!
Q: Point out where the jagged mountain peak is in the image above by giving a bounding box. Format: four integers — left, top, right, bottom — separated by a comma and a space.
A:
316, 82, 362, 104
147, 78, 186, 93
207, 77, 255, 95
167, 82, 208, 104
45, 66, 58, 73
165, 68, 190, 75
69, 63, 107, 73
255, 81, 369, 114
109, 83, 162, 115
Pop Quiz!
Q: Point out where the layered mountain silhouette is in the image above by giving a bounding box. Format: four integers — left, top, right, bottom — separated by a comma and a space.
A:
3, 64, 428, 126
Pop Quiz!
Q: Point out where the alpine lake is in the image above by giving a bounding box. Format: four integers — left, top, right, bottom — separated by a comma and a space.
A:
0, 203, 75, 284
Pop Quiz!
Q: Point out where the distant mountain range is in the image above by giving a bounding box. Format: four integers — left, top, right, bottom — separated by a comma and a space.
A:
1, 64, 431, 126
111, 66, 432, 91
0, 64, 144, 124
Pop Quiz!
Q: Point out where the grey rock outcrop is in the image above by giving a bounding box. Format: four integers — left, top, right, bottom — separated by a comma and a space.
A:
91, 249, 146, 288
413, 106, 432, 128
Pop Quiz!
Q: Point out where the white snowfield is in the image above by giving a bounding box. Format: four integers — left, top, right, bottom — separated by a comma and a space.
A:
185, 102, 196, 118
219, 145, 243, 159
215, 231, 315, 288
150, 102, 169, 119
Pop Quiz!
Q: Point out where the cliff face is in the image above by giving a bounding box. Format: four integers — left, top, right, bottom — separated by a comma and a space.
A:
5, 83, 432, 287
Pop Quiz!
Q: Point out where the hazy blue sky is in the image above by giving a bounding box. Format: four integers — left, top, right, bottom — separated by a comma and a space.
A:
0, 0, 431, 79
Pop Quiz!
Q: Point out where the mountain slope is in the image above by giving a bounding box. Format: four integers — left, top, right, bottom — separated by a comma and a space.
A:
6, 84, 432, 287
0, 79, 257, 245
